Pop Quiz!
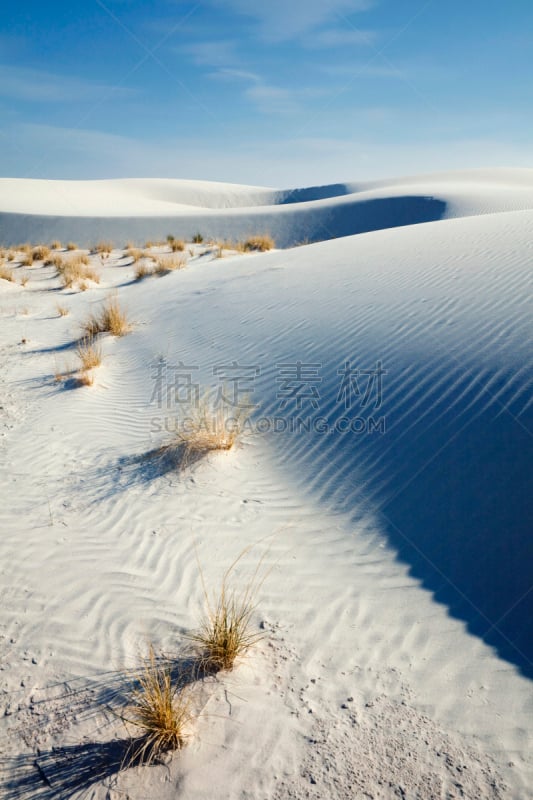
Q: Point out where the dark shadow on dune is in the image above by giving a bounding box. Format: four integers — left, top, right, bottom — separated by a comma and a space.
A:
0, 740, 130, 799
0, 196, 447, 249
273, 361, 533, 678
274, 184, 354, 204
380, 401, 533, 677
0, 651, 205, 799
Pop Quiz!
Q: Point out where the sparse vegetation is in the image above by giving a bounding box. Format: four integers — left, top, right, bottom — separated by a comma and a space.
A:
20, 276, 29, 287
45, 253, 64, 269
57, 256, 99, 289
56, 303, 69, 317
22, 254, 34, 267
154, 256, 186, 275
190, 549, 265, 672
83, 294, 130, 337
158, 392, 249, 470
33, 245, 51, 261
7, 252, 15, 261
95, 241, 113, 254
66, 242, 78, 251
76, 336, 102, 371
50, 240, 62, 250
243, 235, 275, 252
122, 646, 192, 765
192, 233, 203, 244
0, 264, 14, 282
127, 248, 144, 262
170, 239, 185, 252
134, 262, 153, 280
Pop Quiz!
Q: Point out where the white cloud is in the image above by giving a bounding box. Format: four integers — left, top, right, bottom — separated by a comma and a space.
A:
183, 40, 238, 67
0, 64, 134, 103
205, 0, 377, 42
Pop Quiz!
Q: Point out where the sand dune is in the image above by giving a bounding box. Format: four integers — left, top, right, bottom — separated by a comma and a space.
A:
1, 168, 533, 247
0, 171, 532, 798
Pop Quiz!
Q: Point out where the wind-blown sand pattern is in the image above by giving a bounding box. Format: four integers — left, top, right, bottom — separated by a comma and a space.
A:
0, 169, 532, 798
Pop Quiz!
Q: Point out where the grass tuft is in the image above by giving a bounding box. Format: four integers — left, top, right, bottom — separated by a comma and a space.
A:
243, 235, 275, 252
170, 239, 185, 252
32, 245, 51, 261
122, 647, 191, 765
83, 294, 131, 337
0, 264, 14, 282
56, 303, 69, 317
190, 549, 266, 672
76, 336, 102, 371
192, 233, 203, 244
134, 262, 153, 280
50, 239, 62, 250
57, 256, 99, 289
154, 256, 186, 275
158, 392, 249, 470
95, 241, 113, 254
66, 242, 78, 251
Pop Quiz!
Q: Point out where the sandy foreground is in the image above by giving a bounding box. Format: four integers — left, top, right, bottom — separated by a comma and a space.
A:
0, 170, 532, 799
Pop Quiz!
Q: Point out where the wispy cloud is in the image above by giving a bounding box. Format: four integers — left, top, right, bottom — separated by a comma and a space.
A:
0, 64, 134, 103
204, 0, 377, 42
183, 40, 238, 67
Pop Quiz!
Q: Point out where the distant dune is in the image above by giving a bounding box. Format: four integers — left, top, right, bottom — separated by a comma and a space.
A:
1, 168, 533, 246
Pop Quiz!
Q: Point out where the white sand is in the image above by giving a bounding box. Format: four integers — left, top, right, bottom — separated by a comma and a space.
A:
0, 170, 532, 799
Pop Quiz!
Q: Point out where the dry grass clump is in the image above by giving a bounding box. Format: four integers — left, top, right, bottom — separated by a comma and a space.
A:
190, 550, 265, 672
0, 264, 14, 282
50, 239, 62, 250
170, 239, 185, 252
154, 256, 186, 275
243, 234, 275, 252
122, 647, 192, 765
95, 241, 113, 254
83, 295, 131, 337
192, 233, 203, 244
66, 242, 78, 251
32, 245, 51, 261
159, 393, 249, 471
58, 256, 99, 288
18, 243, 32, 255
77, 370, 95, 386
45, 253, 64, 269
21, 253, 34, 267
56, 303, 69, 317
20, 276, 29, 287
134, 262, 154, 280
76, 336, 102, 371
127, 247, 144, 262
7, 252, 15, 261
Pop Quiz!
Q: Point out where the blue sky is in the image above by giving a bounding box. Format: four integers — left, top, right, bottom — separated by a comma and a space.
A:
1, 0, 532, 185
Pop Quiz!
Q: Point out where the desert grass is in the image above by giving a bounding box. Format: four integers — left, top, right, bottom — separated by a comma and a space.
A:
66, 242, 78, 251
83, 294, 130, 337
7, 252, 15, 261
56, 303, 69, 317
121, 647, 191, 765
192, 233, 203, 244
50, 239, 62, 250
45, 253, 64, 269
21, 254, 35, 267
170, 239, 185, 252
32, 245, 51, 261
58, 256, 99, 289
243, 234, 275, 252
20, 276, 29, 287
95, 241, 113, 254
154, 255, 186, 275
157, 392, 249, 472
77, 370, 95, 386
189, 548, 266, 673
0, 264, 14, 282
127, 247, 144, 262
134, 262, 153, 280
76, 336, 102, 371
